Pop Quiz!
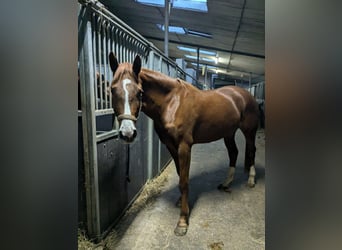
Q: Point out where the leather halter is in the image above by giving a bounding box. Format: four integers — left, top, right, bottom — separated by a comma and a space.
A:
116, 92, 143, 122
117, 114, 137, 122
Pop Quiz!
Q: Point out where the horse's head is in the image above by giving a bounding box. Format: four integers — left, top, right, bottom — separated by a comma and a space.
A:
109, 52, 143, 143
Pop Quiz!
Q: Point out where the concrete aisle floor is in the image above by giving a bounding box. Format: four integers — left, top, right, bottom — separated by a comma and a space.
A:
107, 129, 265, 250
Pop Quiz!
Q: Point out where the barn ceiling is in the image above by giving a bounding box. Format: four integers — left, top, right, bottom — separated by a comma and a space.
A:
100, 0, 264, 85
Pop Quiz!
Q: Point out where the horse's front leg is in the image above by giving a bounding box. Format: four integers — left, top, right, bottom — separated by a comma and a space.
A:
174, 142, 191, 236
165, 143, 182, 207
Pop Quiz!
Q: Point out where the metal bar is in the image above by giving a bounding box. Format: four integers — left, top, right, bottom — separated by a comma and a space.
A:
102, 20, 108, 109
92, 13, 98, 110
158, 138, 161, 173
164, 0, 169, 57
115, 29, 119, 60
126, 35, 129, 61
107, 25, 112, 109
128, 37, 132, 62
159, 56, 162, 72
196, 47, 200, 83
119, 31, 123, 63
124, 35, 128, 62
97, 17, 103, 109
95, 109, 114, 116
79, 4, 101, 239
146, 50, 155, 180
122, 34, 126, 62
249, 72, 251, 92
96, 130, 119, 142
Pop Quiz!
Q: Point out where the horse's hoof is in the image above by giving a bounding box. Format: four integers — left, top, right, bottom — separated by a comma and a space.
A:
247, 182, 255, 188
174, 225, 188, 236
217, 184, 232, 193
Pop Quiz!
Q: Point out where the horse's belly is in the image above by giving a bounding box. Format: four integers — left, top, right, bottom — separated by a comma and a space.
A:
193, 121, 238, 143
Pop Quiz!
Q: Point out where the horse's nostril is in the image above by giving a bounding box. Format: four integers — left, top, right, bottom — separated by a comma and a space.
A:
119, 129, 136, 143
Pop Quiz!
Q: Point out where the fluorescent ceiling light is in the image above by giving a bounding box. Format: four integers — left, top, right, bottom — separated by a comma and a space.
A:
177, 46, 216, 56
190, 63, 217, 70
191, 62, 204, 67
173, 0, 208, 12
199, 49, 216, 56
188, 29, 212, 38
202, 57, 215, 63
136, 0, 208, 12
177, 46, 197, 53
184, 55, 197, 60
185, 54, 215, 63
136, 0, 163, 7
156, 24, 186, 34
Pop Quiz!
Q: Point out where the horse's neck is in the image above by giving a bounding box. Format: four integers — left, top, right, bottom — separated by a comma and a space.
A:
140, 69, 176, 92
140, 69, 176, 120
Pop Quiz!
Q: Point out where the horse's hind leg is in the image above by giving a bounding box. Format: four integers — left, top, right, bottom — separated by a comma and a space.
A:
241, 127, 257, 188
218, 134, 238, 192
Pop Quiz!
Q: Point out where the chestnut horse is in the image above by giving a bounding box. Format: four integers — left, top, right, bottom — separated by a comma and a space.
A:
108, 52, 259, 236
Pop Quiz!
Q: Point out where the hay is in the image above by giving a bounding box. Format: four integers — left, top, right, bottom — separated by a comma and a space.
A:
208, 241, 224, 250
77, 165, 171, 249
128, 167, 169, 214
78, 228, 97, 250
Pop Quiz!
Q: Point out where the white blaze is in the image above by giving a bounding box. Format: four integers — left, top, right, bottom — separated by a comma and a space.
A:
123, 79, 132, 115
120, 79, 136, 138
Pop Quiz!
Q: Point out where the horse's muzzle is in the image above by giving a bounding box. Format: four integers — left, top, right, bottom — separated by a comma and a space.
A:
119, 129, 137, 143
119, 119, 137, 143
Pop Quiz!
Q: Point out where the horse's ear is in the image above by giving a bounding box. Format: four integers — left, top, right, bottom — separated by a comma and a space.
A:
132, 55, 141, 77
109, 52, 118, 74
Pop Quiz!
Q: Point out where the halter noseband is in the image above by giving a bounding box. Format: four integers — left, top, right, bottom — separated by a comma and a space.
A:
116, 92, 143, 122
117, 114, 137, 122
